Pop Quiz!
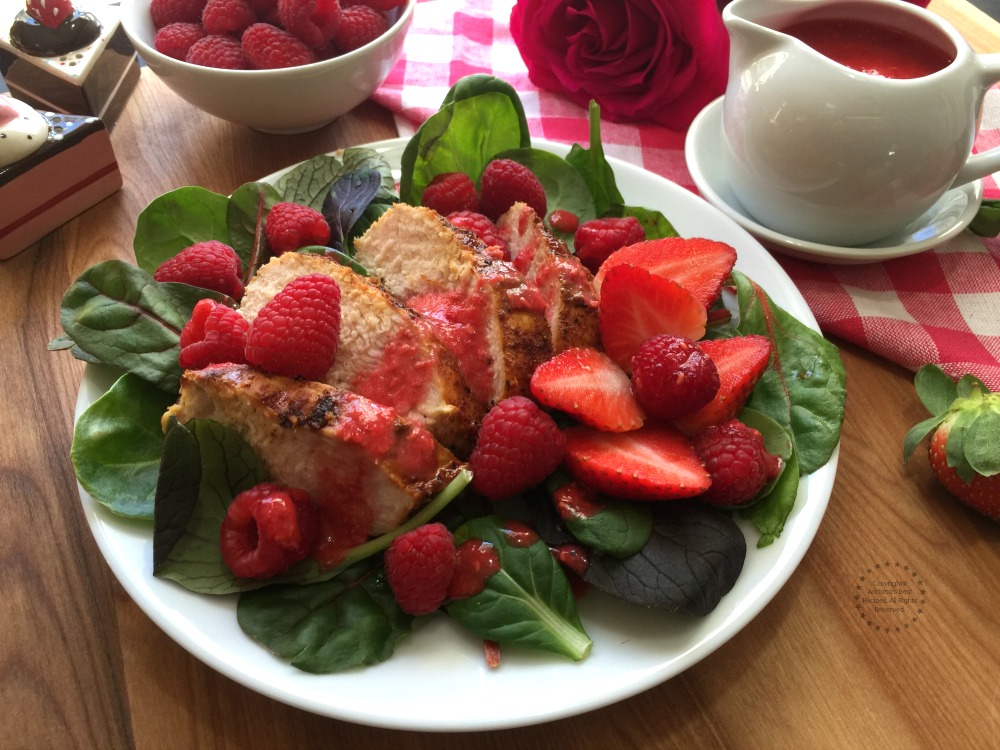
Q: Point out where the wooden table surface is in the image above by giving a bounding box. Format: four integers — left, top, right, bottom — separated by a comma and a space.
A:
3, 1, 1000, 747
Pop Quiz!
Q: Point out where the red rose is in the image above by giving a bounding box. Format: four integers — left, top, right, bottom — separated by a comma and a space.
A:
510, 0, 729, 131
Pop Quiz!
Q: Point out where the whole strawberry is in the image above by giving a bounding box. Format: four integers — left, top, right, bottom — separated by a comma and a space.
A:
384, 523, 457, 616
903, 364, 1000, 521
245, 273, 341, 380
468, 396, 565, 500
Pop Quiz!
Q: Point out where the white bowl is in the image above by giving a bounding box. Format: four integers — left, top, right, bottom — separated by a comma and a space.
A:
120, 0, 414, 134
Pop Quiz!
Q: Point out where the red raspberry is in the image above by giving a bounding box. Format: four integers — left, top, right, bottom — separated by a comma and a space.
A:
547, 209, 579, 234
241, 22, 317, 68
178, 299, 249, 370
479, 158, 547, 222
26, 0, 74, 28
151, 0, 207, 28
447, 210, 509, 261
153, 22, 205, 60
247, 0, 277, 13
202, 0, 257, 35
245, 273, 341, 380
384, 523, 456, 615
468, 396, 566, 500
186, 34, 249, 68
220, 482, 318, 579
154, 240, 245, 300
692, 420, 783, 506
631, 334, 719, 421
573, 216, 645, 274
421, 172, 479, 216
265, 201, 331, 255
343, 0, 404, 8
276, 0, 340, 49
333, 4, 389, 52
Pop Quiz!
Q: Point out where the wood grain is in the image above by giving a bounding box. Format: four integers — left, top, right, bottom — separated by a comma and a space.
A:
3, 8, 1000, 746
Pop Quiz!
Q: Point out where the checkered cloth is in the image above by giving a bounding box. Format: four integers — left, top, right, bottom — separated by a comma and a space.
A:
372, 0, 1000, 390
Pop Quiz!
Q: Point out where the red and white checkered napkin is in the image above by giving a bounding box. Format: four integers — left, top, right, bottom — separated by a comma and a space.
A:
372, 0, 1000, 390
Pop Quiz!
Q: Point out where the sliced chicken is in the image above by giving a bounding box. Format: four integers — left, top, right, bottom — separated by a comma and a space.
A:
164, 364, 464, 567
352, 203, 552, 405
498, 202, 601, 353
239, 252, 485, 457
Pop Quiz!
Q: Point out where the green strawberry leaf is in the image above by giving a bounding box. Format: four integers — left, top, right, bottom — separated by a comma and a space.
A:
914, 363, 958, 415
966, 408, 1000, 477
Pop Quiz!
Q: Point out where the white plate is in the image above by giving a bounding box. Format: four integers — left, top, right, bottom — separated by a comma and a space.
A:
685, 97, 983, 265
76, 138, 839, 732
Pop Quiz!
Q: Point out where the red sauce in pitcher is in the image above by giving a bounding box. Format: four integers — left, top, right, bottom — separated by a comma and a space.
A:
781, 17, 955, 79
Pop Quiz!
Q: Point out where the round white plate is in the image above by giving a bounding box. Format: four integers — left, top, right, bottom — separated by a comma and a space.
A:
685, 97, 983, 265
76, 138, 839, 732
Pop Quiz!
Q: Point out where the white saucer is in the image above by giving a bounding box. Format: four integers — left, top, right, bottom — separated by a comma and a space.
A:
684, 97, 984, 264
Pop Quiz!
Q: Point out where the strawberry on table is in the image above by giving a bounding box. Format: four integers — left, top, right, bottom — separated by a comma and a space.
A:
562, 424, 711, 501
598, 264, 707, 372
671, 335, 772, 435
903, 364, 1000, 521
530, 347, 645, 432
593, 237, 737, 309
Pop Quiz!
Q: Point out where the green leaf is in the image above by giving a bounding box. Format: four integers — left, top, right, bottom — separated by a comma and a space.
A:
228, 181, 282, 280
546, 471, 651, 558
564, 101, 624, 218
965, 408, 1000, 477
741, 448, 801, 548
236, 563, 413, 674
71, 373, 176, 519
969, 198, 1000, 237
60, 260, 224, 393
607, 203, 678, 241
902, 413, 946, 463
133, 187, 231, 274
446, 516, 592, 661
732, 271, 846, 474
914, 363, 957, 414
273, 153, 346, 211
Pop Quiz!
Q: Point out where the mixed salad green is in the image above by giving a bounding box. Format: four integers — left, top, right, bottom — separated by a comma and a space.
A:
55, 75, 846, 672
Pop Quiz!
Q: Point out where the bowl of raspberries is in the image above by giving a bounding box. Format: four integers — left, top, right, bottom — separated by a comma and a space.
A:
120, 0, 414, 133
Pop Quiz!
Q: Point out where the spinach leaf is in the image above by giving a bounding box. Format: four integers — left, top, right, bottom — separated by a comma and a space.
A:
399, 75, 531, 206
236, 562, 414, 674
564, 101, 623, 218
742, 449, 801, 548
228, 180, 282, 281
606, 203, 678, 242
153, 419, 268, 594
273, 153, 346, 211
71, 373, 176, 519
731, 270, 846, 474
446, 516, 592, 661
583, 504, 746, 615
133, 187, 231, 274
60, 260, 225, 393
546, 471, 651, 558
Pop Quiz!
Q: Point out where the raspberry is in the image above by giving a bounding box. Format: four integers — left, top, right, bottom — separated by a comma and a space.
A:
245, 273, 341, 380
384, 523, 456, 615
447, 210, 509, 261
468, 396, 566, 500
332, 4, 389, 52
202, 0, 257, 35
631, 334, 719, 420
265, 201, 331, 255
151, 0, 207, 28
276, 0, 340, 49
153, 22, 205, 60
26, 0, 74, 28
220, 482, 318, 579
186, 34, 249, 68
178, 298, 249, 370
547, 209, 579, 234
692, 420, 783, 506
241, 22, 317, 68
154, 240, 245, 300
421, 172, 479, 216
343, 0, 404, 8
573, 216, 645, 274
479, 158, 547, 222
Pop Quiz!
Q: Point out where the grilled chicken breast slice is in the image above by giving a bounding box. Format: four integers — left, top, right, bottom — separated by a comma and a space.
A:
239, 252, 484, 457
498, 202, 601, 353
164, 364, 464, 567
353, 203, 552, 405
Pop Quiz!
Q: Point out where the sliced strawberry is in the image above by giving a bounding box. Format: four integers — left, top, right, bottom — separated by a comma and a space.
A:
599, 264, 707, 372
672, 335, 772, 435
562, 424, 711, 501
593, 238, 737, 309
530, 347, 645, 432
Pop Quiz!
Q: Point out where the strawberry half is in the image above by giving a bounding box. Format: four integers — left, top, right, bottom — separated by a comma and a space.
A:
598, 264, 707, 372
672, 335, 772, 435
903, 364, 1000, 521
530, 347, 645, 432
562, 424, 711, 501
592, 237, 737, 309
